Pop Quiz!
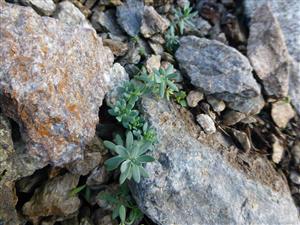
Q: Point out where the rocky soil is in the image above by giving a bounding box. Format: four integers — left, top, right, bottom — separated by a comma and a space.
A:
0, 0, 299, 225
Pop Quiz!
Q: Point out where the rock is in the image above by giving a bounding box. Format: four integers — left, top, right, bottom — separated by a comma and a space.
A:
140, 6, 170, 38
131, 97, 299, 225
145, 55, 161, 73
175, 36, 263, 114
196, 114, 216, 134
185, 16, 211, 37
223, 110, 247, 126
0, 182, 19, 225
292, 141, 300, 165
22, 173, 80, 221
116, 0, 144, 36
27, 0, 56, 16
86, 166, 109, 187
149, 41, 164, 55
53, 1, 92, 29
91, 9, 126, 40
271, 101, 295, 128
271, 136, 284, 164
67, 136, 105, 176
221, 13, 246, 44
247, 4, 290, 97
0, 2, 114, 165
103, 39, 128, 57
231, 128, 251, 152
105, 63, 129, 107
290, 171, 300, 185
206, 96, 226, 112
186, 90, 204, 107
244, 0, 300, 114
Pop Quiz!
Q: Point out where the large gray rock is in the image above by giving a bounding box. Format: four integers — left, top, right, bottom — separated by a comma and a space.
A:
0, 2, 114, 165
175, 36, 263, 114
244, 0, 300, 113
116, 0, 144, 36
247, 4, 290, 97
131, 97, 299, 225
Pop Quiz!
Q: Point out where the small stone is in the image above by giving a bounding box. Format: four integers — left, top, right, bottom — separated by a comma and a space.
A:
271, 101, 295, 128
196, 114, 216, 134
22, 173, 80, 220
290, 171, 300, 185
91, 9, 126, 40
222, 13, 246, 44
103, 39, 128, 56
146, 55, 161, 73
206, 96, 226, 112
247, 4, 290, 97
29, 0, 56, 16
223, 110, 247, 126
176, 36, 262, 114
185, 16, 211, 37
53, 1, 92, 29
149, 41, 164, 55
140, 6, 170, 38
272, 136, 284, 164
292, 141, 300, 165
186, 90, 204, 107
86, 166, 109, 187
231, 129, 251, 152
66, 136, 105, 176
116, 0, 144, 36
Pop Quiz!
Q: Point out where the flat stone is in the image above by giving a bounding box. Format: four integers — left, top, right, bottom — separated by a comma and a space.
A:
116, 0, 144, 36
22, 173, 80, 221
176, 36, 263, 114
196, 114, 216, 134
103, 39, 128, 57
186, 90, 204, 107
271, 100, 295, 128
53, 1, 92, 29
130, 97, 299, 225
0, 2, 114, 165
140, 6, 170, 38
247, 4, 290, 97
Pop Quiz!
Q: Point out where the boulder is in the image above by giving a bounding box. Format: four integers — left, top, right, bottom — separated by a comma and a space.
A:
244, 0, 300, 114
176, 36, 263, 114
247, 4, 290, 97
116, 0, 144, 36
0, 2, 114, 165
130, 97, 299, 225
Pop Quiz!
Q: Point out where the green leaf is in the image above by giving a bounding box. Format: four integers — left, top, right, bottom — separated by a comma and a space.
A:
137, 155, 155, 163
159, 82, 166, 98
119, 205, 126, 223
112, 207, 119, 219
138, 142, 152, 156
120, 160, 130, 173
120, 164, 131, 184
103, 140, 116, 151
132, 164, 141, 183
167, 80, 179, 92
69, 184, 86, 197
115, 145, 128, 157
105, 156, 125, 171
126, 131, 133, 149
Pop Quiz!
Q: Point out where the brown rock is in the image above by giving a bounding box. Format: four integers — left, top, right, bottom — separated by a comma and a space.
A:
186, 90, 204, 108
145, 55, 161, 73
0, 182, 19, 225
0, 2, 114, 165
140, 6, 170, 38
247, 4, 290, 97
271, 100, 295, 128
103, 39, 128, 57
22, 173, 80, 221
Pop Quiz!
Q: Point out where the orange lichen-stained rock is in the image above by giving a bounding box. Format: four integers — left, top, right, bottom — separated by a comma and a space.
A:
0, 2, 114, 166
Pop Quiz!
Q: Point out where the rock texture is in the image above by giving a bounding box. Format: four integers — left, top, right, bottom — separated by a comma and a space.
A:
53, 1, 92, 29
116, 0, 144, 36
244, 0, 300, 114
140, 6, 170, 38
0, 2, 114, 165
176, 36, 263, 114
271, 100, 295, 128
28, 0, 56, 16
247, 4, 290, 97
22, 173, 80, 221
131, 97, 299, 225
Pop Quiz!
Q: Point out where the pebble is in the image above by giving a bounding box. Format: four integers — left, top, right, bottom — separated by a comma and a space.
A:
272, 136, 284, 164
187, 90, 204, 108
271, 100, 295, 128
292, 141, 300, 165
206, 96, 226, 112
196, 114, 216, 134
146, 55, 161, 73
290, 171, 300, 185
